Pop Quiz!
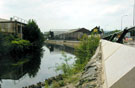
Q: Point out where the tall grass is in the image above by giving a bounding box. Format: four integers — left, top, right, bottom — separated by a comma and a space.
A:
74, 34, 100, 71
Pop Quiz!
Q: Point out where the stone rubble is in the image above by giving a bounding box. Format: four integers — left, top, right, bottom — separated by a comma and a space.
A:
22, 74, 63, 88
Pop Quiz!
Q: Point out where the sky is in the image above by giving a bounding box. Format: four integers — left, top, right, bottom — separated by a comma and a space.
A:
0, 0, 134, 32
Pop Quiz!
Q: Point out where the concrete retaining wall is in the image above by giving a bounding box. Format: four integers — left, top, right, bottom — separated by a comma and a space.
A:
45, 40, 80, 48
101, 40, 135, 88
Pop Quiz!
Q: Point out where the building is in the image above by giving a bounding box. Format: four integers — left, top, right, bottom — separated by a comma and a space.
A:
90, 26, 103, 35
54, 28, 91, 40
51, 31, 66, 39
0, 18, 26, 38
48, 27, 104, 40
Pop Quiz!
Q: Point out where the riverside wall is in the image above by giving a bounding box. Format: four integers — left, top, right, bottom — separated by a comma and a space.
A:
39, 39, 135, 88
45, 40, 80, 48
77, 40, 135, 88
101, 40, 135, 88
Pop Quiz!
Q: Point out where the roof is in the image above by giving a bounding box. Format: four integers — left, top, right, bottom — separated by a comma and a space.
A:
67, 28, 90, 33
0, 18, 26, 25
53, 31, 66, 36
67, 29, 79, 33
52, 28, 90, 36
0, 18, 9, 22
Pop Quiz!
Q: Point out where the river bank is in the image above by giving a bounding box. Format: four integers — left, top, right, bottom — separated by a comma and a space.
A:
24, 45, 102, 88
24, 35, 100, 88
44, 36, 100, 88
45, 40, 80, 48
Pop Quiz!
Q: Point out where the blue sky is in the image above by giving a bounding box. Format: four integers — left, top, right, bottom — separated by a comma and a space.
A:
0, 0, 134, 32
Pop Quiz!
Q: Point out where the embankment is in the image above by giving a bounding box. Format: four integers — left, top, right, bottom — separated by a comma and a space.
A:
56, 39, 135, 88
45, 40, 80, 48
26, 39, 135, 88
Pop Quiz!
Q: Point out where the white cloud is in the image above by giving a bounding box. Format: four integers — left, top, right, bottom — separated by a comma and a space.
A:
0, 1, 5, 17
0, 0, 133, 31
101, 5, 123, 15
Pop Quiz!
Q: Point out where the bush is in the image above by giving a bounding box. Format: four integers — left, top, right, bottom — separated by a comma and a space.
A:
11, 39, 31, 46
10, 40, 31, 56
0, 33, 15, 55
55, 34, 100, 76
52, 35, 100, 87
58, 81, 65, 87
55, 52, 73, 76
52, 81, 60, 88
75, 34, 100, 70
45, 80, 49, 88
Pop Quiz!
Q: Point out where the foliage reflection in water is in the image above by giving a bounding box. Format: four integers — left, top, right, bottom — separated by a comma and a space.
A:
0, 44, 75, 88
45, 43, 75, 54
0, 47, 43, 80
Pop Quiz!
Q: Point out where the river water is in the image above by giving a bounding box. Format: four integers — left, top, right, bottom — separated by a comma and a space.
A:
0, 44, 75, 88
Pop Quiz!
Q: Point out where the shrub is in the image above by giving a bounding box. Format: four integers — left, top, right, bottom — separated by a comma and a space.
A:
11, 39, 31, 46
55, 52, 73, 76
58, 81, 65, 87
45, 80, 49, 88
0, 33, 15, 55
52, 81, 60, 88
52, 35, 100, 87
10, 40, 31, 56
75, 34, 100, 69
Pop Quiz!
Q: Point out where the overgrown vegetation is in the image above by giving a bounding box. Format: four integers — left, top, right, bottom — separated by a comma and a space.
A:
0, 33, 16, 55
55, 52, 73, 76
0, 20, 44, 78
10, 39, 31, 56
75, 34, 100, 70
0, 19, 44, 59
45, 34, 100, 88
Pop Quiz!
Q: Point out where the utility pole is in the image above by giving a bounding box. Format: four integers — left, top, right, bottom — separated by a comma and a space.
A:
121, 15, 128, 30
133, 0, 135, 26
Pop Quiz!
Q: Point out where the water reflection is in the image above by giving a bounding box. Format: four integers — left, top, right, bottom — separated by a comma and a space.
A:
0, 47, 43, 81
45, 43, 75, 54
0, 44, 75, 88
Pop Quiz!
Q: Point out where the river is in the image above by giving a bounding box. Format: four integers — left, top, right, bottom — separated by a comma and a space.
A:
0, 44, 75, 88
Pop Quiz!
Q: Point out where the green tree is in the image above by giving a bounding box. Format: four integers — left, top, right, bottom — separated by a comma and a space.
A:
0, 26, 1, 32
23, 20, 44, 47
0, 33, 14, 55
